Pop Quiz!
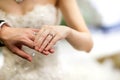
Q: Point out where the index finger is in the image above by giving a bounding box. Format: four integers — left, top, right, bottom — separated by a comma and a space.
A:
10, 45, 32, 62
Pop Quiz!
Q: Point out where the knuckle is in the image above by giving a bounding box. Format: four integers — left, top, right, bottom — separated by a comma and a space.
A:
20, 39, 24, 42
25, 30, 30, 34
12, 50, 17, 54
36, 44, 40, 48
45, 38, 50, 42
20, 36, 27, 42
40, 47, 43, 50
11, 49, 18, 54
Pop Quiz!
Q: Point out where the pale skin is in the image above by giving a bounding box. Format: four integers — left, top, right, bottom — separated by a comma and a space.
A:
0, 0, 93, 61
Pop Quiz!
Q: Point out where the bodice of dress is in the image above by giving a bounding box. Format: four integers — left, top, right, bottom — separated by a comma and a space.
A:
0, 5, 61, 28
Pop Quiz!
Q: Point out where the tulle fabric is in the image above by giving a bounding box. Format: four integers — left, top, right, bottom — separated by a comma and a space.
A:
0, 4, 119, 80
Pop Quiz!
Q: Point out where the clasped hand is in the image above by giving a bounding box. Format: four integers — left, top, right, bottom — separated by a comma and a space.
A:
0, 25, 70, 61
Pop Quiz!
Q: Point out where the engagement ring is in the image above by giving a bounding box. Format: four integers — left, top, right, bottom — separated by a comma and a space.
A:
49, 33, 55, 37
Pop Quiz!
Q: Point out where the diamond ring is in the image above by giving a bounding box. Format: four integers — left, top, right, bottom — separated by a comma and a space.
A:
49, 33, 55, 37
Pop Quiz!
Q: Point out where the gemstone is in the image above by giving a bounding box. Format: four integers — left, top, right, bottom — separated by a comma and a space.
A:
15, 0, 24, 3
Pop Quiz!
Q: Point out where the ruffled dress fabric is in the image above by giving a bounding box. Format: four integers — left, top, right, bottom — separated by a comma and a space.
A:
0, 5, 119, 80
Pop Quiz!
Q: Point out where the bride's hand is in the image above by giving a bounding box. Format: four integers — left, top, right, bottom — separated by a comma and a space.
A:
34, 25, 70, 55
0, 26, 39, 61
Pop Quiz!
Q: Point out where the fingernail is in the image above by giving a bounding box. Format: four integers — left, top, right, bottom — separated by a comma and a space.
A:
43, 51, 49, 55
39, 48, 42, 52
28, 57, 32, 62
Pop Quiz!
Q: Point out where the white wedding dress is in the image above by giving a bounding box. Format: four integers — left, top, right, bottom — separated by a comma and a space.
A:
0, 5, 119, 80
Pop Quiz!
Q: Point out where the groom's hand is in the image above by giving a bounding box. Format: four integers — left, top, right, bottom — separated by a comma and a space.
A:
0, 26, 39, 61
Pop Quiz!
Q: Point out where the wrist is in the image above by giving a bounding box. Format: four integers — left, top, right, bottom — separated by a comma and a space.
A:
65, 26, 72, 39
0, 20, 10, 47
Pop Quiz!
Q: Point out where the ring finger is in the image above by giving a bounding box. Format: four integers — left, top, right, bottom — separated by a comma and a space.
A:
39, 34, 53, 52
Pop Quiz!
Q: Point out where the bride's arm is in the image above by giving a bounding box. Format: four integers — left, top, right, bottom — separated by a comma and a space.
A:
34, 0, 93, 53
59, 0, 93, 52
